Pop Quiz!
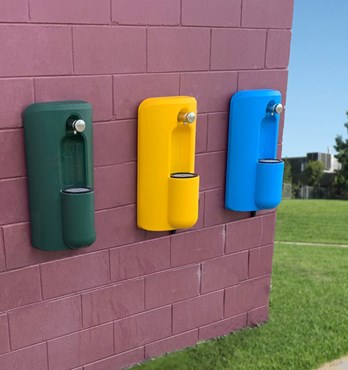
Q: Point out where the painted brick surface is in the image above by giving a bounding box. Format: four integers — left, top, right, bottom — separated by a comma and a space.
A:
204, 188, 250, 227
145, 329, 198, 358
0, 130, 26, 179
113, 73, 180, 119
199, 313, 247, 340
226, 217, 262, 253
9, 296, 81, 349
95, 162, 136, 210
110, 237, 170, 281
211, 29, 267, 70
47, 324, 114, 370
0, 26, 72, 77
0, 267, 41, 312
0, 0, 28, 22
0, 79, 34, 129
266, 30, 292, 69
35, 76, 113, 122
94, 121, 137, 166
114, 307, 171, 353
148, 28, 210, 72
0, 228, 5, 272
201, 252, 248, 293
248, 305, 269, 326
73, 27, 146, 74
29, 0, 111, 24
82, 279, 144, 327
40, 251, 110, 299
225, 276, 271, 318
0, 0, 292, 367
173, 291, 224, 334
180, 72, 238, 113
242, 0, 294, 29
0, 178, 29, 225
207, 113, 229, 152
249, 244, 274, 279
0, 344, 48, 370
171, 226, 224, 267
182, 0, 241, 27
145, 265, 200, 309
84, 348, 145, 370
112, 0, 180, 25
0, 314, 10, 354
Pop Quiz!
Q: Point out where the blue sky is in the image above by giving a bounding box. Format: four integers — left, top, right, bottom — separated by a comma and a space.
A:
283, 0, 348, 157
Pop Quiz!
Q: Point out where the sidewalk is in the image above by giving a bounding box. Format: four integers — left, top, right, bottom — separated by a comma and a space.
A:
318, 356, 348, 369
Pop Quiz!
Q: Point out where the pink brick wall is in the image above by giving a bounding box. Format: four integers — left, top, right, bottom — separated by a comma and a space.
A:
0, 0, 293, 368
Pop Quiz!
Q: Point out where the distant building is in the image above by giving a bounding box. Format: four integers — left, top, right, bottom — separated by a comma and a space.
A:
284, 152, 341, 186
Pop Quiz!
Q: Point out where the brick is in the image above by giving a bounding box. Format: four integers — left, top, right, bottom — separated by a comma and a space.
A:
84, 348, 144, 370
0, 26, 72, 77
74, 27, 146, 74
110, 237, 170, 281
196, 151, 226, 190
261, 214, 276, 245
201, 252, 248, 293
266, 30, 292, 69
35, 76, 113, 122
148, 28, 210, 72
180, 72, 237, 114
182, 0, 241, 27
9, 296, 81, 349
204, 188, 250, 227
207, 113, 229, 152
41, 251, 109, 299
249, 244, 274, 279
0, 178, 29, 225
248, 305, 269, 326
0, 266, 41, 312
145, 329, 198, 359
211, 29, 266, 70
94, 205, 145, 251
113, 73, 180, 119
242, 0, 294, 29
225, 276, 271, 318
112, 0, 180, 25
95, 162, 136, 211
94, 120, 137, 167
0, 228, 5, 272
171, 226, 224, 267
199, 313, 247, 340
173, 291, 224, 334
0, 343, 47, 370
82, 279, 144, 327
114, 307, 171, 354
226, 217, 262, 254
0, 314, 9, 354
0, 0, 28, 22
238, 70, 289, 102
196, 114, 208, 153
3, 222, 84, 270
0, 130, 26, 179
48, 324, 114, 370
146, 265, 199, 309
29, 0, 110, 24
0, 79, 33, 129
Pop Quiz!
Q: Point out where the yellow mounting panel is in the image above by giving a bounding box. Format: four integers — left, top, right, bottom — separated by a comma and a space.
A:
137, 96, 199, 231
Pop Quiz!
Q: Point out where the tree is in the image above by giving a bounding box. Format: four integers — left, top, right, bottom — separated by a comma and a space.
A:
283, 158, 292, 183
334, 114, 348, 196
304, 160, 324, 187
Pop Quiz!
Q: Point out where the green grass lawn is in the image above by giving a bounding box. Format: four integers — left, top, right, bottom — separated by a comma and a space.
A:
134, 244, 348, 370
276, 200, 348, 244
